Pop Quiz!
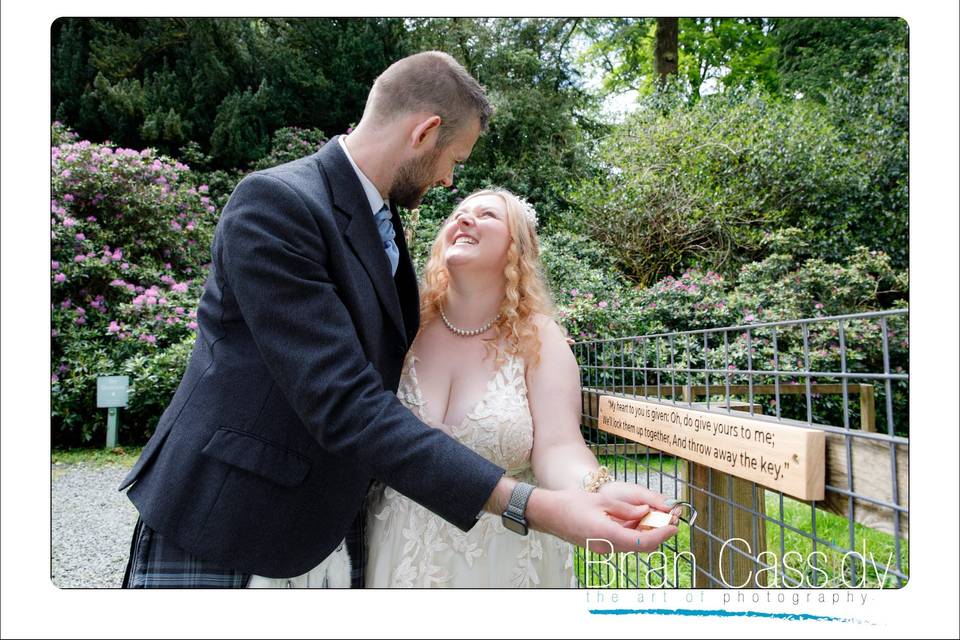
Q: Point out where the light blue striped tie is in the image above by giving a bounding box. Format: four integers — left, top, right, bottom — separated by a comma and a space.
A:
374, 203, 399, 276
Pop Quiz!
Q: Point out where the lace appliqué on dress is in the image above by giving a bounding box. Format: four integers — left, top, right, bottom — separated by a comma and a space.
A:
368, 352, 576, 588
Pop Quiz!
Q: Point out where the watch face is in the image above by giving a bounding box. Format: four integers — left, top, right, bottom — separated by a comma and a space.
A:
502, 512, 528, 536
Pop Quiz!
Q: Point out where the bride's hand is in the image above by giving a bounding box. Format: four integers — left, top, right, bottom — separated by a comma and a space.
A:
526, 487, 678, 553
598, 481, 675, 512
598, 481, 680, 528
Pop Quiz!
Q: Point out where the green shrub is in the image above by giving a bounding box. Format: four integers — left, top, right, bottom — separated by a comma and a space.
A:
252, 126, 329, 170
51, 123, 216, 446
568, 88, 898, 284
821, 49, 908, 267
580, 235, 908, 434
540, 231, 644, 341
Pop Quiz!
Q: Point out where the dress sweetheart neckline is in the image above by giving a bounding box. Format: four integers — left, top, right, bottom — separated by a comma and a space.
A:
404, 352, 515, 432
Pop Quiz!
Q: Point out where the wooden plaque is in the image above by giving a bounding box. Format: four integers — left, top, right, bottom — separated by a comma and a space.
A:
598, 395, 825, 500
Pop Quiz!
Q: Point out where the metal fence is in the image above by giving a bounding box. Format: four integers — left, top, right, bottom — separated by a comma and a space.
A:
573, 309, 909, 589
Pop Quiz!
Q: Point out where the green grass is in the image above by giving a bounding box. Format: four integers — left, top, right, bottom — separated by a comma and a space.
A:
597, 454, 679, 488
579, 455, 908, 589
51, 446, 143, 468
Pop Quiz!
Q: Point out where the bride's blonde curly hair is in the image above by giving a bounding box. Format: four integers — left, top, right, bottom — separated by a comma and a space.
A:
420, 188, 557, 368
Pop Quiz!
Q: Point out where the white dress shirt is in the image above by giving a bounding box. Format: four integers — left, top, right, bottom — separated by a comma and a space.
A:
338, 135, 388, 215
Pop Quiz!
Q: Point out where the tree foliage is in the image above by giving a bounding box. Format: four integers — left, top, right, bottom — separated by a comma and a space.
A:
772, 17, 908, 102
584, 18, 779, 101
407, 18, 602, 225
51, 18, 408, 168
575, 17, 908, 274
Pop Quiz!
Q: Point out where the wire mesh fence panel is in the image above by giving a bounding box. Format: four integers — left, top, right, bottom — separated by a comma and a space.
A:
573, 309, 908, 589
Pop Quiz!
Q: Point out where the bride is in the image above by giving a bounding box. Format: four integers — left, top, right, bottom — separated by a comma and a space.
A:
365, 188, 674, 588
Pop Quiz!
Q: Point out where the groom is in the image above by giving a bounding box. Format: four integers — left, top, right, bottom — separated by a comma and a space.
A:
120, 51, 675, 588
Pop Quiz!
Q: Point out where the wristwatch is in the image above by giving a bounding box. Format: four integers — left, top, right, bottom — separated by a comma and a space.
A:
501, 482, 536, 536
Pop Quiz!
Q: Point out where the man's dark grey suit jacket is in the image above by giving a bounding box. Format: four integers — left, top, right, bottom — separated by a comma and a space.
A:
120, 137, 505, 579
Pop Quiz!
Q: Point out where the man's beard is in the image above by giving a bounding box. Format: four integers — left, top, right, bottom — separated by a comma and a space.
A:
389, 145, 442, 210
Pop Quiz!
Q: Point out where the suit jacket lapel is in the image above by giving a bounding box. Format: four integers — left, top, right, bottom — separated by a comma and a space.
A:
316, 138, 407, 345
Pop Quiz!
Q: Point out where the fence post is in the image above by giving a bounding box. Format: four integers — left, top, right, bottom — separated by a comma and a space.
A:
684, 396, 767, 588
859, 384, 876, 432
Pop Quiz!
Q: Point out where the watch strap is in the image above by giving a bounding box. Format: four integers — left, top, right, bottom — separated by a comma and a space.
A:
506, 481, 536, 520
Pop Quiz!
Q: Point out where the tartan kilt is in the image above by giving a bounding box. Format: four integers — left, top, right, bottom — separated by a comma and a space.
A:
122, 518, 250, 588
122, 504, 368, 588
345, 494, 367, 588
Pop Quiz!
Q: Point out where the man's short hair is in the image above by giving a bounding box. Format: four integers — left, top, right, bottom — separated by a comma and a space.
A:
365, 51, 493, 148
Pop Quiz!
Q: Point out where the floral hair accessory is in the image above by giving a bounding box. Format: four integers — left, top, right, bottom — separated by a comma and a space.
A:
515, 195, 538, 229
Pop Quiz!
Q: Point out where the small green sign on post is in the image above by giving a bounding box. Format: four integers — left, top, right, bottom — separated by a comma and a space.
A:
97, 376, 129, 448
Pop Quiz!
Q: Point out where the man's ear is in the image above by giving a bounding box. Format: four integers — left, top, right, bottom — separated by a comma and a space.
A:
409, 115, 442, 149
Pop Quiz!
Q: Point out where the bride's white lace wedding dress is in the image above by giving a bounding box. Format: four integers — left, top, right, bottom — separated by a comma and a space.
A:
365, 352, 576, 588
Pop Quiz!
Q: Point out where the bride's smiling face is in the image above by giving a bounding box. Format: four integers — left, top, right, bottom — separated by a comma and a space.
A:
441, 194, 511, 272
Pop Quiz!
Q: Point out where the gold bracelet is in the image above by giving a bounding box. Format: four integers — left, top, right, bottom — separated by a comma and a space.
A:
581, 466, 614, 493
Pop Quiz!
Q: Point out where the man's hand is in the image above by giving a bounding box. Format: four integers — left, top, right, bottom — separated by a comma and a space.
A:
525, 486, 678, 553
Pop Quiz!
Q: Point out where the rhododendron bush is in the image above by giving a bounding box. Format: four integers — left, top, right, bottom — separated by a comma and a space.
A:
51, 123, 217, 445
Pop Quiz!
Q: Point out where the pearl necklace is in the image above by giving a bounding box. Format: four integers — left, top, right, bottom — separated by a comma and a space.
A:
440, 307, 502, 337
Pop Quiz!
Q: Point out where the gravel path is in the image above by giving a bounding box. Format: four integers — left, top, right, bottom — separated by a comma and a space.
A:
52, 462, 139, 588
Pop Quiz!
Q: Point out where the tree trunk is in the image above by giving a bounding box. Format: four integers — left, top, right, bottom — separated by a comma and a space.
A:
654, 18, 679, 85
